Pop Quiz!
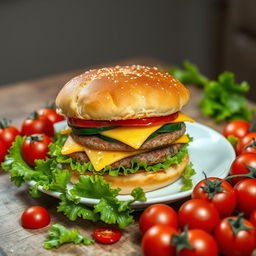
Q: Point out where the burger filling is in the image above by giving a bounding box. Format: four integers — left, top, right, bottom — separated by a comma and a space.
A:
54, 113, 194, 176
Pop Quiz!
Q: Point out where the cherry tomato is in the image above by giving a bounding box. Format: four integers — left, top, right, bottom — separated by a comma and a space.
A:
223, 120, 250, 139
192, 177, 236, 218
142, 225, 177, 256
179, 229, 218, 256
250, 209, 256, 226
21, 112, 54, 137
178, 199, 220, 233
230, 153, 256, 184
0, 119, 20, 149
21, 206, 50, 229
234, 178, 256, 216
68, 112, 178, 128
93, 226, 121, 244
0, 140, 8, 162
37, 108, 65, 124
22, 134, 52, 166
214, 215, 256, 256
237, 132, 256, 155
139, 204, 178, 235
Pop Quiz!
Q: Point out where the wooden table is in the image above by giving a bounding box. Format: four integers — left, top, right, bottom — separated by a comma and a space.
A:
0, 58, 255, 256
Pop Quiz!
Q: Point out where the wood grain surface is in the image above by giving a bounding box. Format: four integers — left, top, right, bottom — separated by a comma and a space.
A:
0, 58, 255, 256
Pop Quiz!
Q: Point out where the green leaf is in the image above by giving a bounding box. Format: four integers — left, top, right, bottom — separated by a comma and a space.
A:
180, 162, 196, 191
44, 224, 94, 249
199, 71, 254, 122
94, 187, 146, 229
57, 194, 99, 222
44, 168, 72, 193
168, 60, 208, 87
131, 187, 147, 201
94, 197, 134, 229
165, 61, 254, 122
1, 136, 38, 186
70, 175, 120, 199
68, 176, 146, 229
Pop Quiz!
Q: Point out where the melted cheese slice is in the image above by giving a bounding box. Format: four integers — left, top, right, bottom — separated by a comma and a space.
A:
85, 147, 144, 171
61, 134, 189, 171
100, 112, 194, 149
101, 124, 162, 149
173, 134, 189, 144
61, 136, 85, 154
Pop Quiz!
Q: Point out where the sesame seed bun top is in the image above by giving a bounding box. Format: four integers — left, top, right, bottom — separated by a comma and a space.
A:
56, 65, 190, 120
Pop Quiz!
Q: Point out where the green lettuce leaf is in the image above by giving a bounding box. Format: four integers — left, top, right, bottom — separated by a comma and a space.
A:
167, 61, 255, 122
44, 224, 94, 249
1, 136, 37, 186
94, 187, 146, 228
180, 162, 196, 191
168, 60, 209, 87
57, 194, 99, 222
70, 175, 120, 199
65, 176, 146, 228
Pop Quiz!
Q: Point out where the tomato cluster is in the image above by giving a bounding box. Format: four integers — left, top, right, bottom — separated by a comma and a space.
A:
0, 105, 65, 165
140, 171, 256, 256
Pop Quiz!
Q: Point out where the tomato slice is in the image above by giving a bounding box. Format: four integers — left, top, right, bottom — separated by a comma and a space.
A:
93, 226, 122, 244
68, 112, 178, 127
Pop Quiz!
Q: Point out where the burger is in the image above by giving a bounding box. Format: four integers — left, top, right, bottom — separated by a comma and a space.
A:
55, 65, 194, 194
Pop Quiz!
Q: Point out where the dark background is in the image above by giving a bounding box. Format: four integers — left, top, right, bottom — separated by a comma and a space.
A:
0, 0, 255, 99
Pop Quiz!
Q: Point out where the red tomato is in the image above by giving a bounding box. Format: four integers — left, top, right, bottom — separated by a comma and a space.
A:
37, 108, 65, 124
139, 204, 178, 235
21, 112, 54, 137
68, 112, 178, 128
237, 132, 256, 155
230, 153, 256, 184
214, 215, 256, 256
142, 225, 177, 256
93, 226, 121, 244
179, 229, 218, 256
0, 140, 8, 162
22, 134, 52, 166
223, 120, 250, 139
0, 119, 20, 149
178, 199, 220, 233
234, 178, 256, 216
21, 206, 50, 229
250, 209, 256, 226
192, 177, 236, 218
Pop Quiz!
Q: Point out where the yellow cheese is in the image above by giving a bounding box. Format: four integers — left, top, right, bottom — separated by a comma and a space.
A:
84, 147, 144, 171
172, 112, 194, 123
100, 124, 162, 149
173, 134, 189, 144
61, 136, 85, 155
60, 126, 72, 135
100, 112, 194, 149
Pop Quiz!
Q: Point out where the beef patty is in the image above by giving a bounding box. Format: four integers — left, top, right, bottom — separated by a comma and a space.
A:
71, 122, 186, 151
69, 143, 183, 169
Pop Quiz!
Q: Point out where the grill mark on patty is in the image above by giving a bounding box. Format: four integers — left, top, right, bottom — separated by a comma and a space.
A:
69, 143, 183, 169
71, 122, 186, 151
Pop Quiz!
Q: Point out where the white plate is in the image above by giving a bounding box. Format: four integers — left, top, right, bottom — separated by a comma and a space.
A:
29, 121, 235, 209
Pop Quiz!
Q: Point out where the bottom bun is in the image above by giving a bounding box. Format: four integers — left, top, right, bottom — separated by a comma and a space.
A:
70, 155, 189, 194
